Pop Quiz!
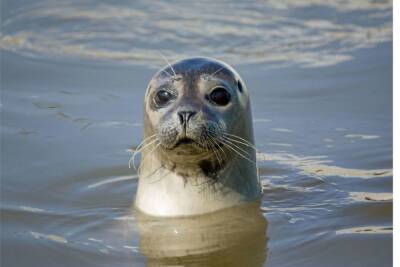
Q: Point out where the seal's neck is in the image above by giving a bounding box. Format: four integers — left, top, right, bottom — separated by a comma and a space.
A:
135, 148, 261, 217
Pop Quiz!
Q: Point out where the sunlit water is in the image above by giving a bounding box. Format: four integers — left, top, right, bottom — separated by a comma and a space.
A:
1, 0, 392, 266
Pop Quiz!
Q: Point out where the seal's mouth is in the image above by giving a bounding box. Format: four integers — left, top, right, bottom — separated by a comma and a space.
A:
173, 137, 225, 150
175, 137, 196, 146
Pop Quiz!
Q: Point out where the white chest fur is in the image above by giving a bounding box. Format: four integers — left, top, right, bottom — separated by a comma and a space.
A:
135, 155, 260, 217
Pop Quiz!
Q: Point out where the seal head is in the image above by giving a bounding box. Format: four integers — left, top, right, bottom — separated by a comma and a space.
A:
135, 57, 261, 217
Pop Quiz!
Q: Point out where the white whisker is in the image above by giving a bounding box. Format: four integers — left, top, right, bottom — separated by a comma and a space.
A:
157, 51, 177, 77
137, 141, 161, 176
129, 135, 157, 169
160, 69, 173, 78
207, 135, 224, 169
219, 140, 256, 165
223, 133, 256, 147
210, 66, 225, 77
221, 136, 252, 156
134, 134, 157, 152
222, 135, 258, 151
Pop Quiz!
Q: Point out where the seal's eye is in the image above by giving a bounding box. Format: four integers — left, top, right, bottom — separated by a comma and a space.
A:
154, 90, 174, 107
209, 87, 231, 106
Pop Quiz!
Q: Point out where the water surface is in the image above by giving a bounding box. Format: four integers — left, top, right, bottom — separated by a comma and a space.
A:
1, 0, 393, 266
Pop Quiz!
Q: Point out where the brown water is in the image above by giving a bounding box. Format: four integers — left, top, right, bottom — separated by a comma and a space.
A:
1, 1, 393, 266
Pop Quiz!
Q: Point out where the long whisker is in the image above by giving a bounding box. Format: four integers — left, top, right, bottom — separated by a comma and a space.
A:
135, 134, 157, 152
221, 136, 252, 156
215, 140, 227, 161
157, 51, 177, 77
211, 135, 228, 162
206, 131, 226, 157
141, 143, 163, 180
209, 129, 242, 163
222, 135, 258, 151
160, 69, 173, 78
203, 132, 222, 167
212, 146, 223, 170
207, 135, 223, 169
129, 136, 158, 169
219, 140, 256, 165
210, 66, 225, 77
207, 128, 253, 156
130, 140, 154, 169
218, 140, 229, 162
138, 142, 161, 176
223, 133, 256, 147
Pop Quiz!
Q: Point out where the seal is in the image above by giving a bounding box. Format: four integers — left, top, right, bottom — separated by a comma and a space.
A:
134, 57, 261, 217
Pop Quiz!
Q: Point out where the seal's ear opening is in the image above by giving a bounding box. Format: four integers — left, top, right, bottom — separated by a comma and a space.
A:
237, 80, 243, 93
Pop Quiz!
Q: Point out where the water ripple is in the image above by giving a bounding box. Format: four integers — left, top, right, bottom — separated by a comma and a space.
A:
0, 0, 392, 68
257, 152, 393, 178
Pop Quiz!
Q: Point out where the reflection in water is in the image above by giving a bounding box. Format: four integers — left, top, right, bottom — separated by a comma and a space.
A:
135, 202, 268, 267
1, 0, 392, 266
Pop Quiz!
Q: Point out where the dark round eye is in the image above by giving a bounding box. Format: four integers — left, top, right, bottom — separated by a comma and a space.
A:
209, 87, 231, 106
154, 90, 174, 107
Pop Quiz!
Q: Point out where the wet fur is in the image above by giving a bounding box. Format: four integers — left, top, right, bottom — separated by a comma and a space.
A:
135, 57, 261, 217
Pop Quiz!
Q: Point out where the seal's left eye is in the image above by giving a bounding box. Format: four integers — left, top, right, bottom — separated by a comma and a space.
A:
154, 90, 174, 107
209, 87, 231, 106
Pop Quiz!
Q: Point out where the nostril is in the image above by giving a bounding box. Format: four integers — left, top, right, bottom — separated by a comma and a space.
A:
177, 111, 196, 125
187, 111, 196, 121
178, 112, 184, 125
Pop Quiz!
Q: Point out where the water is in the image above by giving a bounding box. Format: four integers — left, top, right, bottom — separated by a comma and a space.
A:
1, 0, 393, 266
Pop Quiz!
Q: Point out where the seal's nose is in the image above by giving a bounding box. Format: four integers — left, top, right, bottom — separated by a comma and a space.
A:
177, 111, 196, 125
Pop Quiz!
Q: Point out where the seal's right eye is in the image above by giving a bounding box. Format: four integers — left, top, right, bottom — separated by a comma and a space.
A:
154, 90, 175, 107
